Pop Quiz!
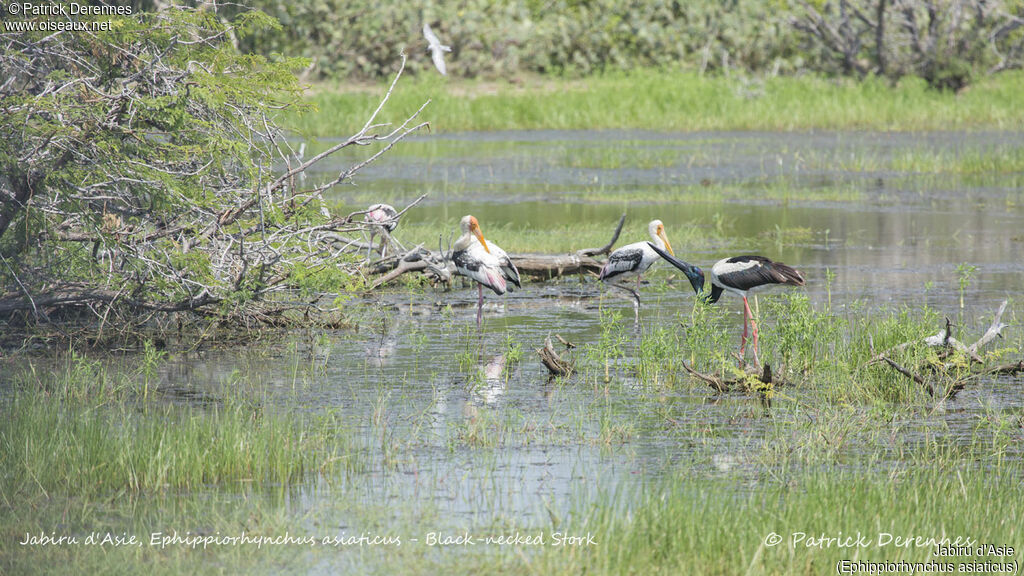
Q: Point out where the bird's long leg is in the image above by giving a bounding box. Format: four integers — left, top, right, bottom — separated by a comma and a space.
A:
740, 295, 750, 357
626, 289, 634, 325
367, 231, 375, 261
751, 307, 761, 369
477, 283, 484, 328
632, 291, 640, 326
742, 295, 761, 368
609, 282, 640, 325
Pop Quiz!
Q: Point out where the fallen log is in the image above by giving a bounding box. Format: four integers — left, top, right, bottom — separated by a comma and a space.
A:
988, 360, 1024, 375
370, 247, 452, 289
538, 334, 574, 377
680, 359, 778, 395
869, 315, 984, 365
880, 355, 934, 396
511, 253, 604, 279
370, 213, 627, 286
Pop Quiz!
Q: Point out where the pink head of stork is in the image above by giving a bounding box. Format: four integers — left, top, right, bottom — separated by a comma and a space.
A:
363, 203, 399, 259
452, 215, 521, 327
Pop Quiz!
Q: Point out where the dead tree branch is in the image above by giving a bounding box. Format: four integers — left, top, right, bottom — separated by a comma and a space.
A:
869, 300, 1017, 399
538, 334, 574, 377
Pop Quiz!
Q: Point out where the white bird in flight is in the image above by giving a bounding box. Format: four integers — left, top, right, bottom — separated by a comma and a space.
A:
423, 23, 451, 76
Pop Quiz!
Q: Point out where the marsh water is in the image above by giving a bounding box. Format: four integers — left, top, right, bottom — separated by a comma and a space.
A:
12, 131, 1024, 572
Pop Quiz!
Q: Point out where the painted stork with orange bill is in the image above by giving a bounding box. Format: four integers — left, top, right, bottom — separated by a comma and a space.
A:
648, 243, 805, 367
598, 219, 675, 323
453, 215, 521, 327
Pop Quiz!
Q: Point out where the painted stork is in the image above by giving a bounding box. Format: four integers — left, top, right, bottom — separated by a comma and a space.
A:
598, 219, 675, 323
364, 203, 399, 259
453, 215, 521, 327
648, 243, 805, 366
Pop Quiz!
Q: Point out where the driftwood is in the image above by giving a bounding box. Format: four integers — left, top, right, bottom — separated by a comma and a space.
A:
369, 247, 452, 289
538, 334, 574, 377
511, 254, 605, 279
869, 316, 983, 365
681, 359, 778, 396
869, 300, 1020, 399
370, 214, 626, 287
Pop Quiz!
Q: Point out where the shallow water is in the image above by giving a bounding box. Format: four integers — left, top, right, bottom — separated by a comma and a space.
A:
322, 130, 1024, 308
9, 131, 1024, 572
218, 132, 1024, 521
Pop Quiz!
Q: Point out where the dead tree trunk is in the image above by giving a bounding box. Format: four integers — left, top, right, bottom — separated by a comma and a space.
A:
370, 214, 626, 287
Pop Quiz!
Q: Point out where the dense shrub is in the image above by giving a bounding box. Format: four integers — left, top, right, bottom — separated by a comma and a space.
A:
142, 1, 1024, 89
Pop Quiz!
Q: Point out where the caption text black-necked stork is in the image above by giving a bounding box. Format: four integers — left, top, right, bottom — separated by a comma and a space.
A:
648, 243, 805, 366
453, 215, 521, 327
364, 203, 399, 259
598, 219, 675, 323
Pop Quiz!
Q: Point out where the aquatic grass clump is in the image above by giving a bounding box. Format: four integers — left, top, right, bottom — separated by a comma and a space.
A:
570, 292, 1015, 407
758, 293, 845, 374
12, 342, 167, 402
0, 393, 358, 497
579, 307, 633, 386
1, 351, 362, 499
534, 465, 1024, 576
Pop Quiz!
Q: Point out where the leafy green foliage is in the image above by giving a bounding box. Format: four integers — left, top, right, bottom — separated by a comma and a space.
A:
231, 0, 1024, 89
235, 0, 796, 80
0, 6, 392, 331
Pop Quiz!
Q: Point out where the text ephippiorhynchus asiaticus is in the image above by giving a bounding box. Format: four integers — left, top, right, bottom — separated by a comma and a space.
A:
648, 243, 805, 366
364, 203, 399, 259
598, 219, 675, 323
453, 215, 521, 327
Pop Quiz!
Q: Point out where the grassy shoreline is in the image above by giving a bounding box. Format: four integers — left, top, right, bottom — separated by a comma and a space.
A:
290, 70, 1024, 136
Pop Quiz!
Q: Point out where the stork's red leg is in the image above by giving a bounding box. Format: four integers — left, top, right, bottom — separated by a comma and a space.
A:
751, 316, 760, 358
740, 295, 749, 356
741, 293, 757, 356
742, 295, 761, 366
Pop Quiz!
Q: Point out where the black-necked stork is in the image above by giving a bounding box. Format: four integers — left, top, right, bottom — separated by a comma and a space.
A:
648, 244, 805, 366
598, 219, 675, 323
453, 215, 521, 327
364, 203, 399, 259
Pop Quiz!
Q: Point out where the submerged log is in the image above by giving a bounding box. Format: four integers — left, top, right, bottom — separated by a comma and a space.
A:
680, 359, 777, 395
988, 360, 1024, 375
538, 334, 574, 377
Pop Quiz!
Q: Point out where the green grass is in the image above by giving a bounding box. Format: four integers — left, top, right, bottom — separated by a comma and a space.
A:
392, 217, 733, 255
0, 355, 363, 499
800, 145, 1024, 175
582, 291, 1021, 407
527, 466, 1024, 575
291, 70, 1024, 136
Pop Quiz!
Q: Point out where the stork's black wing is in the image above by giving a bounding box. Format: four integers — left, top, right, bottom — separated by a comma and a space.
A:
714, 255, 804, 292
